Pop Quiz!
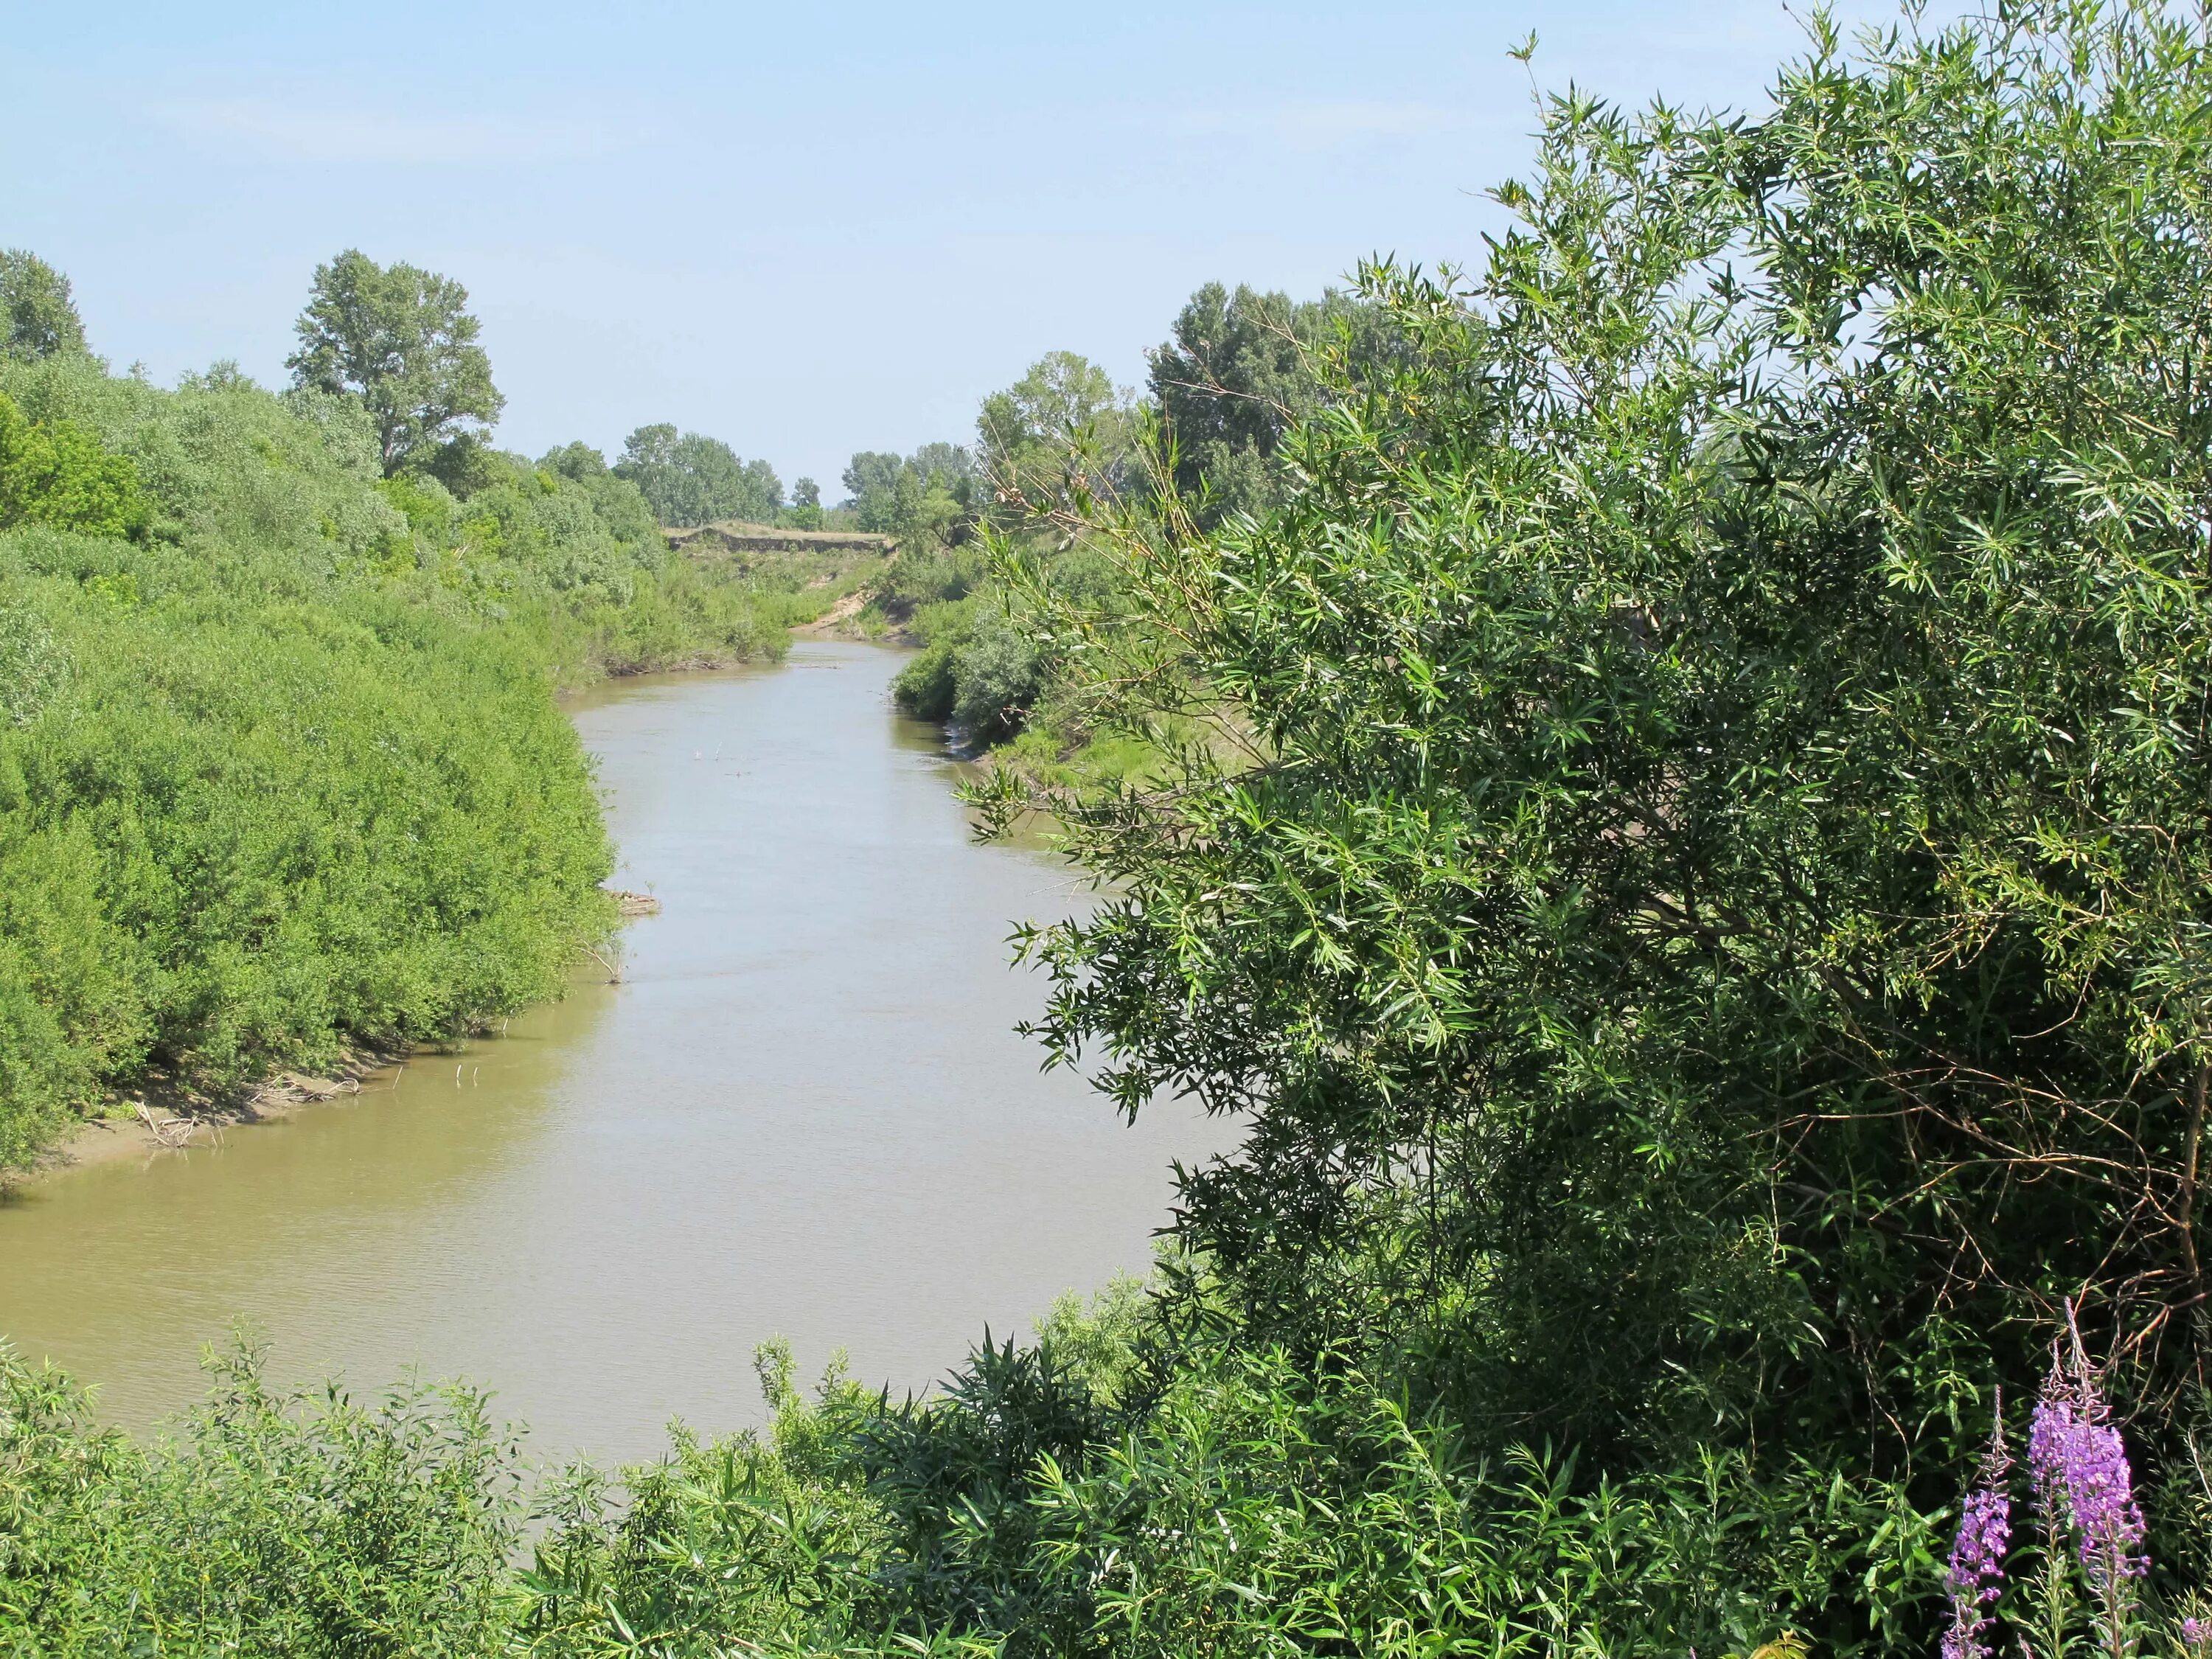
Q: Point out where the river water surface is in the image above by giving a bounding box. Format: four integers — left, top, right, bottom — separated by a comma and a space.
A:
0, 640, 1225, 1463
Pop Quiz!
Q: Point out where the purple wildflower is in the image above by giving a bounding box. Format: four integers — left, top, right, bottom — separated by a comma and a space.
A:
2027, 1354, 2147, 1596
2185, 1617, 2211, 1652
1942, 1407, 2013, 1659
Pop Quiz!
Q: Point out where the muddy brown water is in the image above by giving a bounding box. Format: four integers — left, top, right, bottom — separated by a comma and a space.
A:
0, 640, 1231, 1463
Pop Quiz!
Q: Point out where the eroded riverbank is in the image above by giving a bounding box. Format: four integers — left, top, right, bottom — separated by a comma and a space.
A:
0, 641, 1230, 1462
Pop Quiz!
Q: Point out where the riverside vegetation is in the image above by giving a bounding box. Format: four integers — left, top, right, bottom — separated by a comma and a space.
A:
0, 252, 874, 1173
14, 3, 2212, 1654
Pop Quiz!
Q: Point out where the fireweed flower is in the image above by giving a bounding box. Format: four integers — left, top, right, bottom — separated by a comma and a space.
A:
2028, 1363, 2147, 1593
1942, 1410, 2013, 1659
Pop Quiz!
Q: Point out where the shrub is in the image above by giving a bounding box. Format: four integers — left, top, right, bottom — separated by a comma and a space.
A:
0, 1340, 519, 1658
0, 392, 147, 538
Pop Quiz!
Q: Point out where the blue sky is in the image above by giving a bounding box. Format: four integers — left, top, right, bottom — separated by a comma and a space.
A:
5, 1, 1926, 494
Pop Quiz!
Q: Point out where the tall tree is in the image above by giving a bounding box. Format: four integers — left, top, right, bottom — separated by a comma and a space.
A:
0, 250, 88, 362
976, 352, 1127, 459
285, 249, 503, 478
1007, 3, 2212, 1597
907, 442, 976, 490
840, 451, 905, 510
539, 440, 611, 481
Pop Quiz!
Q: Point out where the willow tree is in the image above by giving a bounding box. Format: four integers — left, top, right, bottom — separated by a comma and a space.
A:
992, 0, 2212, 1576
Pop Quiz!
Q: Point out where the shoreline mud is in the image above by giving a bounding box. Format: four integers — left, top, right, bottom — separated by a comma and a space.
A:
23, 1046, 411, 1185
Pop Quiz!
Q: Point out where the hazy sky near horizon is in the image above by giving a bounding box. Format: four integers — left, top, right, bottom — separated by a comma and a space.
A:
6, 1, 1933, 493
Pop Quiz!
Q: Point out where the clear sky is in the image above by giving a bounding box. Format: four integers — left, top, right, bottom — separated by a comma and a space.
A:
4, 1, 1927, 495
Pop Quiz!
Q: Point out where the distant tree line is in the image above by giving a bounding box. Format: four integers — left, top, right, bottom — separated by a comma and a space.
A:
613, 424, 782, 528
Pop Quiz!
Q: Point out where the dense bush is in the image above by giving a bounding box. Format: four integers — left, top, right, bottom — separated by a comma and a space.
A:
888, 548, 1123, 745
0, 1340, 518, 1657
0, 392, 148, 538
0, 546, 614, 1167
973, 0, 2212, 1646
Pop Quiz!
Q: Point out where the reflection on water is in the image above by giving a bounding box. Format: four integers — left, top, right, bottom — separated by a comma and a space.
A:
0, 641, 1229, 1463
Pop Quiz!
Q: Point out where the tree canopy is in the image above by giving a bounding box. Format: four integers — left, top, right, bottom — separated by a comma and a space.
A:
614, 424, 781, 527
976, 351, 1135, 512
841, 442, 976, 540
1147, 281, 1395, 525
285, 248, 504, 478
984, 0, 2212, 1635
0, 250, 88, 363
0, 390, 146, 538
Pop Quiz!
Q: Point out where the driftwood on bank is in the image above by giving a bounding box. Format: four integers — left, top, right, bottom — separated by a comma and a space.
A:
135, 1102, 200, 1148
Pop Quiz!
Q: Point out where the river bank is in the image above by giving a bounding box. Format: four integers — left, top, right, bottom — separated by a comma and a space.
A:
25, 884, 662, 1186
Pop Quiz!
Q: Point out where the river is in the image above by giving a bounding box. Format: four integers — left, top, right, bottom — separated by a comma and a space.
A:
0, 640, 1225, 1464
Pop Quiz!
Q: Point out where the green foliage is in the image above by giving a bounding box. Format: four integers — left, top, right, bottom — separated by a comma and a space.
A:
0, 606, 66, 728
533, 549, 805, 680
0, 544, 616, 1165
1148, 282, 1396, 526
785, 475, 825, 530
891, 629, 964, 723
978, 352, 1138, 525
0, 251, 86, 364
1032, 1271, 1155, 1411
842, 443, 978, 543
872, 353, 1152, 757
877, 354, 1142, 745
1019, 1343, 1931, 1659
0, 1340, 518, 1657
507, 1305, 1933, 1658
615, 423, 782, 526
946, 603, 1043, 738
29, 9, 2212, 1656
287, 248, 503, 476
889, 546, 1119, 745
520, 1343, 893, 1656
0, 391, 147, 538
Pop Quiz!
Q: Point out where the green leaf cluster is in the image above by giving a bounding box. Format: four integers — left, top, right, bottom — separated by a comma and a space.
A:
0, 251, 87, 365
842, 442, 981, 543
1147, 282, 1397, 528
0, 392, 147, 539
0, 1339, 518, 1656
287, 248, 504, 477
